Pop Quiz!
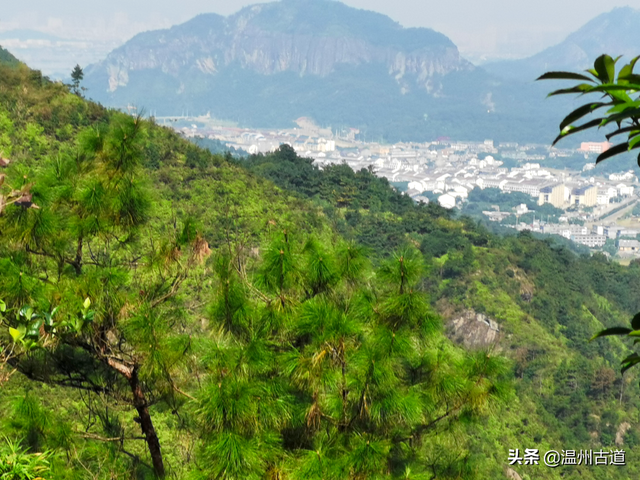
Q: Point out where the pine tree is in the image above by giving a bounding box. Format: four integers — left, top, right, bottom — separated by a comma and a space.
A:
194, 232, 510, 479
70, 64, 83, 96
0, 113, 208, 478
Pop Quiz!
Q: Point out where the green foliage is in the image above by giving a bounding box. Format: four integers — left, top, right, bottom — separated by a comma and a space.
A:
189, 136, 246, 157
0, 45, 20, 67
461, 187, 564, 223
0, 437, 51, 480
70, 65, 83, 96
540, 53, 640, 379
243, 145, 459, 253
539, 54, 640, 165
192, 234, 508, 480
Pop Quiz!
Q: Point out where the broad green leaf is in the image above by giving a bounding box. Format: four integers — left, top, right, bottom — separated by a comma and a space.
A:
26, 320, 43, 338
583, 84, 637, 103
618, 57, 640, 80
622, 356, 640, 375
618, 73, 640, 85
622, 353, 640, 363
553, 118, 603, 146
9, 327, 22, 342
629, 135, 640, 150
83, 297, 91, 310
559, 102, 609, 130
607, 101, 640, 115
600, 107, 640, 126
537, 71, 596, 82
590, 326, 632, 341
587, 84, 640, 92
0, 300, 5, 312
596, 143, 629, 164
607, 126, 640, 140
547, 84, 594, 97
22, 339, 38, 351
593, 54, 616, 83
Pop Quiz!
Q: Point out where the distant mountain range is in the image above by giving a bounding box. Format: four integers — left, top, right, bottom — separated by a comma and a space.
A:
70, 3, 640, 142
83, 0, 494, 142
483, 7, 640, 81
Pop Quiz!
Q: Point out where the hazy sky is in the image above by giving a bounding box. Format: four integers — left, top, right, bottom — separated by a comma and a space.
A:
2, 0, 640, 60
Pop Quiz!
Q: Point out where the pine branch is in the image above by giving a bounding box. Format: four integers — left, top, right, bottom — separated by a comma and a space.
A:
150, 272, 186, 308
77, 432, 146, 442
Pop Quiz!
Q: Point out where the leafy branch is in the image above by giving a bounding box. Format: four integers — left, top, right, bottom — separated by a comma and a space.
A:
539, 54, 640, 165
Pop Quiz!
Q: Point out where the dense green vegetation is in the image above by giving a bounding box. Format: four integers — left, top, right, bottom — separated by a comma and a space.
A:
189, 136, 246, 156
0, 53, 505, 479
460, 187, 564, 220
537, 53, 640, 377
243, 147, 640, 478
0, 45, 19, 67
3, 49, 640, 480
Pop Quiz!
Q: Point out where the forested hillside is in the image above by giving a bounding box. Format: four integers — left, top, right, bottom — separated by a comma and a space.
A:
1, 50, 640, 480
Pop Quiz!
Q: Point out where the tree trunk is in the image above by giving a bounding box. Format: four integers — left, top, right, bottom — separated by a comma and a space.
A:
71, 235, 83, 275
129, 367, 165, 478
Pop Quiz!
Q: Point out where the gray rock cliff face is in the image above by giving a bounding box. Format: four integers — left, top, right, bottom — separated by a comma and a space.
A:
83, 0, 550, 143
91, 0, 471, 95
446, 310, 501, 350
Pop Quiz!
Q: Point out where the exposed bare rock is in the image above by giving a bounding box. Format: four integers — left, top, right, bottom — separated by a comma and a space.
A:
446, 310, 500, 350
504, 467, 522, 480
95, 1, 470, 94
616, 422, 631, 446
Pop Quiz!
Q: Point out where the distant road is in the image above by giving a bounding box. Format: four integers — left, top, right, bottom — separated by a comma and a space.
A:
596, 197, 638, 222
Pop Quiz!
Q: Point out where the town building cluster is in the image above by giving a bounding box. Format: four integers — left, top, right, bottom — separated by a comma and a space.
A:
170, 116, 640, 257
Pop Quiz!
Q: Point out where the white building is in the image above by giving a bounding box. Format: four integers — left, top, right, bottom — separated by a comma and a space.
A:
617, 184, 634, 196
438, 194, 456, 209
609, 171, 636, 182
571, 234, 607, 248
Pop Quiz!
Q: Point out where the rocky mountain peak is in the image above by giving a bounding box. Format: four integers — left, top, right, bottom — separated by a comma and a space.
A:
88, 0, 470, 95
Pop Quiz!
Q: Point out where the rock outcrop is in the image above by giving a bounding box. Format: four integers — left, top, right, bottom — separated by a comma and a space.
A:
616, 422, 631, 446
446, 310, 501, 350
93, 0, 470, 94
